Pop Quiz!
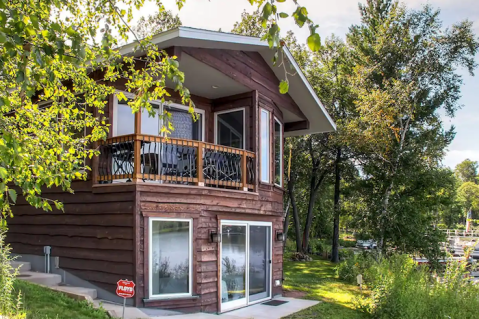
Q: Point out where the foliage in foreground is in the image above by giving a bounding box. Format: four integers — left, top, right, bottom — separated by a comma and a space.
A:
13, 280, 109, 319
338, 253, 479, 319
0, 228, 25, 318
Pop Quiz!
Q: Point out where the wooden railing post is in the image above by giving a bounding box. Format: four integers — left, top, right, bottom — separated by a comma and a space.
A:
197, 142, 204, 186
241, 151, 248, 191
133, 135, 141, 180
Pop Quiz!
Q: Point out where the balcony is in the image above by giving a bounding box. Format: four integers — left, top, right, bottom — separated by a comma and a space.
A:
96, 134, 256, 192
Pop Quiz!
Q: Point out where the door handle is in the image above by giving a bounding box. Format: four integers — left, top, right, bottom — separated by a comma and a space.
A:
269, 260, 272, 264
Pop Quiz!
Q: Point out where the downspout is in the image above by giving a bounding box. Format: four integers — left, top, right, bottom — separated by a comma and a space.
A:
44, 246, 51, 273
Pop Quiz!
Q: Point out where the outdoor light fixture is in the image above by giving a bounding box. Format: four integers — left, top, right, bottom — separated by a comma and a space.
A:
210, 230, 221, 243
276, 230, 285, 242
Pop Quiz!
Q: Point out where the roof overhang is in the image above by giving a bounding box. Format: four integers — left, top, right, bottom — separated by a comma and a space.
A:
119, 27, 336, 136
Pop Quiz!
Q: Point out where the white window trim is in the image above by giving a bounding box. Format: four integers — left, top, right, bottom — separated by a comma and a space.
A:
113, 91, 206, 141
274, 117, 283, 188
214, 107, 246, 150
260, 108, 270, 184
148, 217, 193, 300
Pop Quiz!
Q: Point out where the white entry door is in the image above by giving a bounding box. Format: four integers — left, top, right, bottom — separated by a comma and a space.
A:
220, 221, 272, 312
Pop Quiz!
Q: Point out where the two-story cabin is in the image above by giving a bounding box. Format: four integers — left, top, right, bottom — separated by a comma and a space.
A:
7, 27, 335, 314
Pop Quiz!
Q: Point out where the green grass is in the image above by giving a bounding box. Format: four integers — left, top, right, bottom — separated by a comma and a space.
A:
282, 257, 370, 319
13, 280, 110, 319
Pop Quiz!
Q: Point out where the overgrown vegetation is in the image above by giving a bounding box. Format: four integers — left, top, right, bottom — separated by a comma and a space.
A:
336, 253, 479, 319
0, 228, 25, 318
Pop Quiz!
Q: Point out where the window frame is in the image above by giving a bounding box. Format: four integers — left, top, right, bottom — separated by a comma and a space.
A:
260, 108, 270, 184
214, 107, 246, 150
274, 117, 283, 188
148, 217, 193, 299
112, 91, 205, 141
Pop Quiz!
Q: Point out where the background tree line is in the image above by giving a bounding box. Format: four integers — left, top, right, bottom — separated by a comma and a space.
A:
232, 0, 478, 262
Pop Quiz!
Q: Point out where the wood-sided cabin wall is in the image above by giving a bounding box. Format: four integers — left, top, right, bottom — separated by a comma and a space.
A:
6, 182, 137, 294
135, 183, 284, 313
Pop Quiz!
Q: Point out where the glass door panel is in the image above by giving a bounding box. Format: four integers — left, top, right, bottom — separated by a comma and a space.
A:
249, 225, 271, 302
221, 224, 247, 311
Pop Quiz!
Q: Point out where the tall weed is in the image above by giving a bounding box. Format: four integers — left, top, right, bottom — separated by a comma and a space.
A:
0, 227, 25, 318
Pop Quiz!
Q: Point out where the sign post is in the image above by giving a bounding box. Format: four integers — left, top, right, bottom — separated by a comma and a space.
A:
357, 274, 363, 296
116, 279, 135, 319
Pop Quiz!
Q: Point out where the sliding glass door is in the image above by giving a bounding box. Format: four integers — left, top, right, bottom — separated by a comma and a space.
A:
220, 221, 272, 312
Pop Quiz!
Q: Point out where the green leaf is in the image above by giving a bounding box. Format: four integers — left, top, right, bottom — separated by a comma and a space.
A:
279, 80, 289, 94
307, 33, 321, 52
277, 0, 286, 2
279, 12, 289, 18
262, 3, 273, 20
0, 167, 7, 179
66, 26, 76, 37
0, 11, 7, 25
0, 32, 6, 43
8, 189, 17, 203
30, 15, 39, 29
16, 70, 24, 83
25, 25, 36, 36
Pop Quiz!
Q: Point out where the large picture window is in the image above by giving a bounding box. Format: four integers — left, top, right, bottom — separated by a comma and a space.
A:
260, 109, 270, 183
149, 218, 192, 298
274, 118, 282, 187
113, 93, 204, 141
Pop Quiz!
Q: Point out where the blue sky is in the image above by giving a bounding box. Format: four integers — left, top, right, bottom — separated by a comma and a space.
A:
141, 0, 479, 169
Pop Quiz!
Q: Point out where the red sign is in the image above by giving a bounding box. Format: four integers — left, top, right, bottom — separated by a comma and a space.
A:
116, 279, 135, 298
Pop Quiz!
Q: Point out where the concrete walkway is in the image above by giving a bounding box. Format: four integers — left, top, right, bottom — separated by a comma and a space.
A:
11, 261, 318, 319
100, 297, 319, 319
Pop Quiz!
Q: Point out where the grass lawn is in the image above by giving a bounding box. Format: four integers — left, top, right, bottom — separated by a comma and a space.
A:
282, 257, 370, 319
13, 280, 110, 319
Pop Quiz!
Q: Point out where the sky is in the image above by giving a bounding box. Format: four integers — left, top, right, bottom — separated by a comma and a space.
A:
138, 0, 479, 169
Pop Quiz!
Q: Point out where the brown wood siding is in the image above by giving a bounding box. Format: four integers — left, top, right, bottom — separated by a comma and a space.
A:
7, 182, 136, 294
182, 48, 305, 121
136, 183, 283, 313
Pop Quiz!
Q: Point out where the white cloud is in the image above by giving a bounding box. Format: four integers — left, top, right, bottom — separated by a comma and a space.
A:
443, 150, 479, 169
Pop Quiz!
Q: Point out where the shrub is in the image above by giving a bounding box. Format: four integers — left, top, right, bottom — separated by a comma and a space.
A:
289, 252, 313, 262
339, 238, 357, 248
356, 254, 479, 319
338, 248, 354, 260
284, 239, 296, 253
336, 251, 379, 284
0, 227, 26, 318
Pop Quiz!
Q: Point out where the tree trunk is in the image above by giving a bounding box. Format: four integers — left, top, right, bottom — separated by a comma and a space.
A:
379, 182, 393, 252
283, 200, 291, 253
331, 147, 342, 263
288, 175, 302, 252
301, 189, 318, 254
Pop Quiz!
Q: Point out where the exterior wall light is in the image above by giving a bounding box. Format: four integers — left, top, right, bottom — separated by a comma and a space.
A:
210, 230, 221, 243
276, 230, 285, 242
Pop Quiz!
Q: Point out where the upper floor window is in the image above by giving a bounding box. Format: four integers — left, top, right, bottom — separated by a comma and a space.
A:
113, 94, 204, 141
215, 108, 245, 149
274, 118, 282, 187
260, 109, 270, 183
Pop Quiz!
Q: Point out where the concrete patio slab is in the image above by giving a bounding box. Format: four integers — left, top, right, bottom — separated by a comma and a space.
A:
223, 297, 319, 319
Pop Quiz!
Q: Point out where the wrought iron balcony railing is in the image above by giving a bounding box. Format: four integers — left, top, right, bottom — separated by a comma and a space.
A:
97, 134, 256, 192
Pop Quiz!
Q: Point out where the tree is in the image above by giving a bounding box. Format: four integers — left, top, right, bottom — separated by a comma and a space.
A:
131, 10, 182, 40
306, 37, 357, 262
457, 182, 479, 214
0, 0, 322, 219
346, 0, 478, 257
455, 159, 478, 184
231, 10, 268, 37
